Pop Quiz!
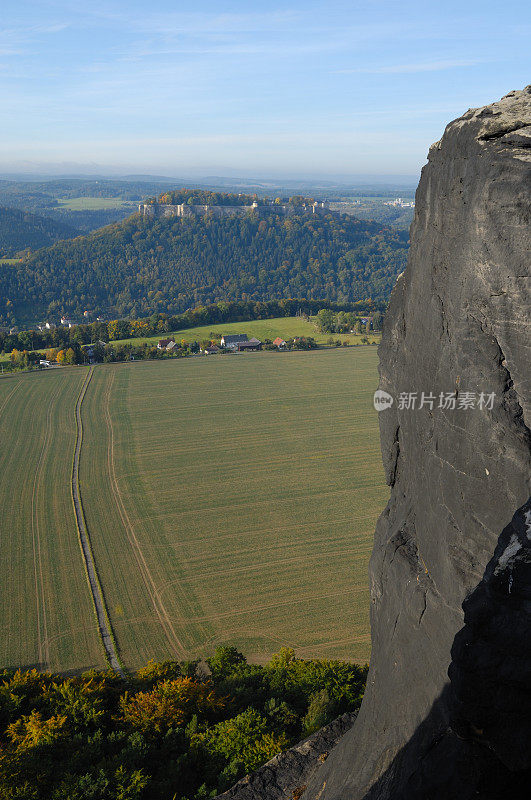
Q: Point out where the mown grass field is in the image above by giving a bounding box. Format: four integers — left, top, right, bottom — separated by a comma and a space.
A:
0, 347, 387, 672
112, 315, 381, 348
80, 348, 386, 668
0, 369, 105, 672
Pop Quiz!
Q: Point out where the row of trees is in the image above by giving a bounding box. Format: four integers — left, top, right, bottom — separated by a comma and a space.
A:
316, 308, 383, 334
6, 335, 321, 373
0, 647, 367, 800
154, 189, 268, 207
6, 345, 87, 371
0, 299, 377, 355
152, 191, 320, 208
0, 207, 406, 326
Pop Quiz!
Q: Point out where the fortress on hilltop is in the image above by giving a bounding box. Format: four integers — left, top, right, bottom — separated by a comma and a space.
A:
138, 199, 332, 219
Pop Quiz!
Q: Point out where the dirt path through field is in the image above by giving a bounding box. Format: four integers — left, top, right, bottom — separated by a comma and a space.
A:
72, 367, 124, 676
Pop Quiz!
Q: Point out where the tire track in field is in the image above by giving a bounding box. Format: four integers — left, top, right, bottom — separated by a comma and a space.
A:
72, 367, 124, 676
157, 546, 362, 595
173, 585, 365, 624
0, 379, 22, 420
102, 370, 185, 659
0, 379, 23, 663
30, 394, 54, 669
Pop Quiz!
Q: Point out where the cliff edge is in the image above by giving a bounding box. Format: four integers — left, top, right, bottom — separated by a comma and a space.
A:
304, 87, 531, 798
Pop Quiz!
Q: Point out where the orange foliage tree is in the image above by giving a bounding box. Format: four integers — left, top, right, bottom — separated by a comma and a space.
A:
118, 677, 225, 733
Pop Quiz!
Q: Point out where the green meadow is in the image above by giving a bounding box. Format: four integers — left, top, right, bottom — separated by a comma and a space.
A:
112, 315, 380, 348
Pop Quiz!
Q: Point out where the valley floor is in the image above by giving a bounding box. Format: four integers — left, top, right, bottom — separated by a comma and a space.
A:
0, 348, 387, 672
111, 315, 381, 348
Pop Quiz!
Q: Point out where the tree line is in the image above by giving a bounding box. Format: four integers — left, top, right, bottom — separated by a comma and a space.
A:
316, 308, 383, 334
0, 648, 367, 800
0, 298, 377, 355
153, 189, 268, 206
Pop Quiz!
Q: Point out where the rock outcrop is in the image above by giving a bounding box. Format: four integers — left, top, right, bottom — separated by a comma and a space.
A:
215, 712, 358, 800
303, 87, 531, 798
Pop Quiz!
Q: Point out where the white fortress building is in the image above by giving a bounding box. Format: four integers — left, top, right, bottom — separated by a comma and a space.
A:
384, 197, 415, 208
138, 200, 332, 220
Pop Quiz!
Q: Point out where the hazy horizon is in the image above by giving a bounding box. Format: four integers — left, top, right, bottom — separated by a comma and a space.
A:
0, 166, 420, 187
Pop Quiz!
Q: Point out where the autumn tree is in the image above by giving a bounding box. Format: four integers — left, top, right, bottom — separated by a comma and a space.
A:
118, 678, 224, 733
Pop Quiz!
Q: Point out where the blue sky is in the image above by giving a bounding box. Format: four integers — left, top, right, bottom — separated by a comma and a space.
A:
1, 0, 529, 179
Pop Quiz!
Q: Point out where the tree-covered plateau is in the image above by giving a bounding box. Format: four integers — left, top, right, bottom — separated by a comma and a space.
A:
0, 210, 408, 326
153, 189, 268, 206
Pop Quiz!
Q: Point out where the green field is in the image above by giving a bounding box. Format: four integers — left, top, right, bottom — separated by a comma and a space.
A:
113, 316, 380, 348
0, 369, 105, 672
0, 348, 387, 672
57, 197, 138, 210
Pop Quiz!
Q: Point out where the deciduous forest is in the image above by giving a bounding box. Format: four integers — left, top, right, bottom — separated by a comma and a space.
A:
0, 649, 366, 800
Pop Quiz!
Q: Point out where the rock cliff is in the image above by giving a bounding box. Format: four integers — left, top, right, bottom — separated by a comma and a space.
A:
303, 87, 531, 798
215, 711, 358, 800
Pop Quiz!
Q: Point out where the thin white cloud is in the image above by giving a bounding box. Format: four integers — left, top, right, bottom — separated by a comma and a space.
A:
334, 58, 487, 75
48, 5, 301, 35
31, 22, 70, 34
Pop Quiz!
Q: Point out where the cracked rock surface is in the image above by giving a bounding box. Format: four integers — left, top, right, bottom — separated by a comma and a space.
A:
303, 87, 531, 799
214, 712, 358, 800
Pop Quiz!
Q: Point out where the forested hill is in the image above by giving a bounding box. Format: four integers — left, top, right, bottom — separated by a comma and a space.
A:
0, 206, 79, 257
0, 208, 408, 324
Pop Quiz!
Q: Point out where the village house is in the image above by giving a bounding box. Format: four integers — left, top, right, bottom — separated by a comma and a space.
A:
157, 338, 175, 350
220, 333, 248, 349
273, 337, 287, 349
202, 344, 220, 355
237, 337, 262, 351
37, 321, 56, 332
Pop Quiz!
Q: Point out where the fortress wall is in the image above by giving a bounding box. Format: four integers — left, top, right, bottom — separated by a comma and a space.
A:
138, 202, 332, 219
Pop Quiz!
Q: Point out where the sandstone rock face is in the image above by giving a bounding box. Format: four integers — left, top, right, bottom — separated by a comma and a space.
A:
304, 87, 531, 798
215, 712, 358, 800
